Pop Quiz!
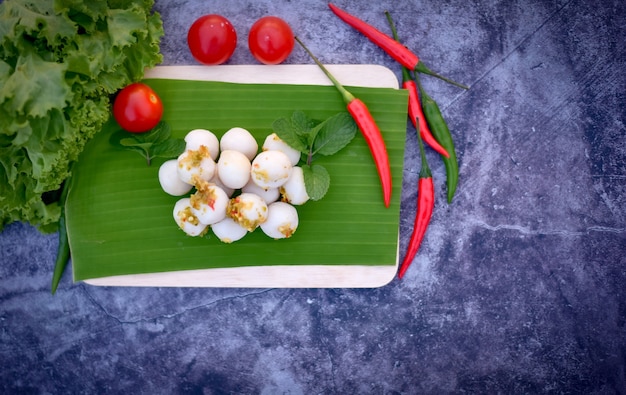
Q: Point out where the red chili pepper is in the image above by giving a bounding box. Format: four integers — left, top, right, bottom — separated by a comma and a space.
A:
295, 36, 392, 208
416, 73, 459, 203
329, 3, 468, 90
403, 69, 449, 158
383, 11, 449, 158
387, 10, 458, 202
397, 134, 434, 279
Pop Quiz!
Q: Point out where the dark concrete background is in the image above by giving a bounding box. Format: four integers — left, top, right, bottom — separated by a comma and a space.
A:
1, 0, 625, 393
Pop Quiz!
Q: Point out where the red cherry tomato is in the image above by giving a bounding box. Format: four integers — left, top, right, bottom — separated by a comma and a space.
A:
248, 16, 294, 65
187, 14, 237, 65
113, 83, 163, 133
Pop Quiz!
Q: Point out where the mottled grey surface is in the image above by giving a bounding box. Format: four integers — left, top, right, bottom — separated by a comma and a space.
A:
1, 0, 625, 393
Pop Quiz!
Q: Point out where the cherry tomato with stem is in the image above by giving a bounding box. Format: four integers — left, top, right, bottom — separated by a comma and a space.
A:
248, 16, 295, 65
188, 14, 237, 65
113, 83, 163, 133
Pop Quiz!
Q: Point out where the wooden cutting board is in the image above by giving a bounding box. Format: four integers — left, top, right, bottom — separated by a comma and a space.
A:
82, 64, 401, 288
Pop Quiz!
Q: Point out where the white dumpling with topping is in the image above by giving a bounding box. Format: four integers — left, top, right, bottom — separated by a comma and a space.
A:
262, 133, 301, 166
227, 192, 268, 232
173, 198, 207, 237
177, 146, 216, 185
260, 202, 299, 239
220, 127, 258, 161
211, 217, 248, 243
217, 149, 251, 190
250, 150, 293, 189
242, 178, 280, 204
189, 182, 229, 225
184, 129, 219, 160
158, 159, 193, 196
280, 166, 309, 205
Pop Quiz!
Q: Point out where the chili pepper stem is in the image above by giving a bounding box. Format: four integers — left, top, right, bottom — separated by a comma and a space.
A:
417, 130, 432, 179
413, 74, 433, 114
294, 36, 355, 105
384, 11, 468, 90
415, 62, 469, 90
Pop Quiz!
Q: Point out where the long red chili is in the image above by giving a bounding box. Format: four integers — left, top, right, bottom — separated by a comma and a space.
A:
416, 73, 459, 203
384, 11, 449, 158
346, 99, 392, 207
403, 69, 449, 158
397, 134, 434, 279
295, 36, 392, 207
329, 3, 468, 90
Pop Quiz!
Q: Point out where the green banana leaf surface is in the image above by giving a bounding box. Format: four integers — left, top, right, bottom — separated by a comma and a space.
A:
66, 78, 408, 282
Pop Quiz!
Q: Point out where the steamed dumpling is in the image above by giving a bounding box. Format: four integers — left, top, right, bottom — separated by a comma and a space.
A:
262, 133, 301, 166
173, 198, 207, 237
217, 149, 251, 189
177, 146, 216, 185
158, 159, 193, 196
220, 127, 258, 161
260, 202, 299, 239
250, 150, 292, 189
226, 192, 268, 232
184, 129, 219, 160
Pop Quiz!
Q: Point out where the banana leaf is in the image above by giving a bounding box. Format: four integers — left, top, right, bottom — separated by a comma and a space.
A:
66, 72, 408, 283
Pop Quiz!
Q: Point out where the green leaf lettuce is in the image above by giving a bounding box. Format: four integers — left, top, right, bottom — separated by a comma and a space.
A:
0, 0, 164, 233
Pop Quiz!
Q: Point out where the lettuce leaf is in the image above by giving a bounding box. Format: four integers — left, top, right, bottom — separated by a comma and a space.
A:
0, 0, 164, 233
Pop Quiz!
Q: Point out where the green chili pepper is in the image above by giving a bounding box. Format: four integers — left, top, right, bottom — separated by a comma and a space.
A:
415, 74, 459, 203
51, 166, 72, 294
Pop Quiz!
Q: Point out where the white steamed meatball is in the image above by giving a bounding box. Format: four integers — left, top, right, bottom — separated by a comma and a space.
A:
262, 133, 301, 166
189, 181, 229, 225
177, 146, 216, 185
242, 178, 280, 204
217, 149, 251, 190
211, 217, 248, 243
220, 127, 258, 161
184, 129, 219, 160
226, 192, 268, 231
250, 150, 292, 189
279, 166, 309, 205
158, 159, 193, 196
173, 198, 207, 237
260, 202, 299, 239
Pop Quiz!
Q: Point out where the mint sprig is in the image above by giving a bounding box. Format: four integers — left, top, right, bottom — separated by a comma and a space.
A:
272, 111, 357, 200
109, 121, 185, 166
301, 164, 330, 200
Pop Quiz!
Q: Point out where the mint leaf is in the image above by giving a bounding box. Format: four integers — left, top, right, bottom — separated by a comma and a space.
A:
302, 164, 330, 201
291, 110, 317, 138
118, 138, 151, 150
306, 120, 323, 148
150, 138, 186, 159
312, 112, 357, 156
109, 121, 184, 166
271, 111, 357, 202
142, 121, 171, 144
272, 117, 308, 153
109, 129, 132, 147
110, 131, 150, 162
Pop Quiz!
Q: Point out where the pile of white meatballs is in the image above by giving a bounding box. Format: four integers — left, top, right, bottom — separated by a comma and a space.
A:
158, 127, 310, 242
